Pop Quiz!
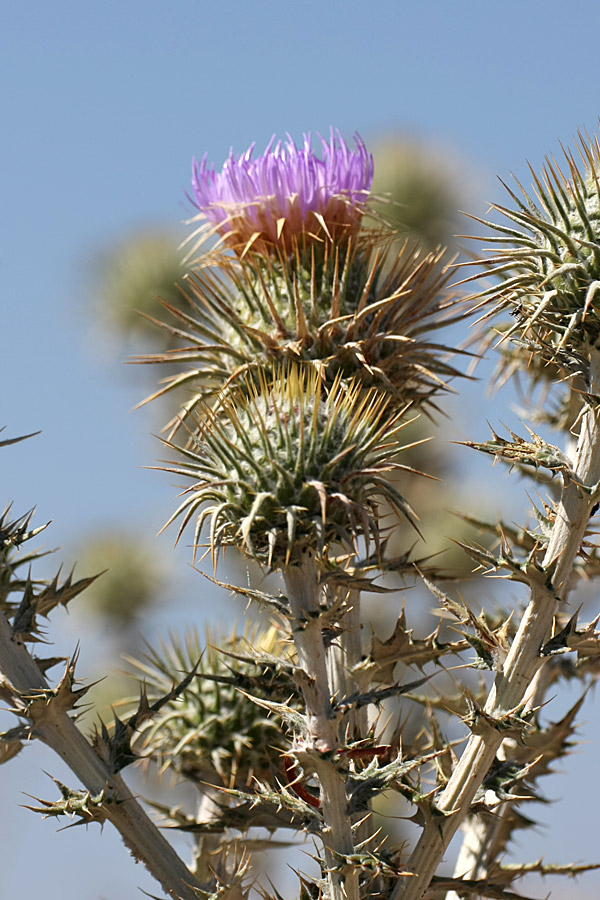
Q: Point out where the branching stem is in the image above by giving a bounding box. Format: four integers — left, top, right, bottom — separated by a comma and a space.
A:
392, 348, 600, 900
0, 613, 200, 900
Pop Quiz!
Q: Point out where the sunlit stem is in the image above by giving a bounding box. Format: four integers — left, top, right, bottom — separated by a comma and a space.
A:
0, 612, 200, 900
393, 348, 600, 900
283, 550, 359, 900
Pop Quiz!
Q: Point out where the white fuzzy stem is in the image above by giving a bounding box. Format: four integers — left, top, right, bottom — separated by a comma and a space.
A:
446, 658, 554, 898
328, 587, 373, 851
191, 789, 226, 885
283, 552, 359, 900
327, 589, 366, 737
0, 613, 200, 900
392, 348, 600, 900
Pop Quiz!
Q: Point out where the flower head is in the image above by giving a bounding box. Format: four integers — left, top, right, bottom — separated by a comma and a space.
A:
129, 626, 292, 789
190, 130, 373, 255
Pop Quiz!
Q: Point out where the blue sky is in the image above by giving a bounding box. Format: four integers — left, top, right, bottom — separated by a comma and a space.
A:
3, 2, 600, 898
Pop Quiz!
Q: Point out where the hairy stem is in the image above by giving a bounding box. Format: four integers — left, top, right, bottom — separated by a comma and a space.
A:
447, 652, 555, 897
283, 551, 359, 900
0, 613, 200, 900
191, 789, 229, 887
327, 588, 366, 738
327, 587, 373, 850
392, 348, 600, 900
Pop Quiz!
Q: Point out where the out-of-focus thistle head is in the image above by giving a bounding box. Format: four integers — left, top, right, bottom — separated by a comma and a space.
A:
161, 365, 420, 567
467, 130, 600, 368
129, 626, 293, 788
370, 137, 463, 253
189, 130, 373, 256
95, 231, 191, 344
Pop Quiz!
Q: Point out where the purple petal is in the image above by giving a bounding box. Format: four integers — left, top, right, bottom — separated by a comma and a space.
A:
190, 130, 373, 251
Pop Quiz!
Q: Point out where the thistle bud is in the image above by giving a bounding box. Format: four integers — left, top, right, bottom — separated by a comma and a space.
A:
471, 130, 600, 366
130, 627, 292, 788
162, 364, 416, 567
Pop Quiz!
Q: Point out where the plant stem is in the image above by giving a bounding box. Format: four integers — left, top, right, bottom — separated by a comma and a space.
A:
446, 641, 556, 897
392, 348, 600, 900
327, 587, 373, 851
191, 789, 228, 887
283, 551, 359, 900
0, 613, 200, 900
327, 588, 366, 739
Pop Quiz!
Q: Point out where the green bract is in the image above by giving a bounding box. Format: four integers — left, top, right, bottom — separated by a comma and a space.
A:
129, 627, 292, 788
161, 365, 419, 567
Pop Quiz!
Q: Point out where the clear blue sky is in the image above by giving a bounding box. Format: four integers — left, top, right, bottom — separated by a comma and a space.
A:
2, 2, 600, 897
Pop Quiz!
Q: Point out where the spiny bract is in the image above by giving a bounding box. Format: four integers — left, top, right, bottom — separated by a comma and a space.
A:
140, 236, 463, 431
129, 627, 293, 788
161, 364, 419, 567
469, 130, 600, 367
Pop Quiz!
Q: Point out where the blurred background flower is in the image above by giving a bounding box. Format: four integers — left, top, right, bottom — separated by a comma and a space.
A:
92, 231, 191, 348
370, 136, 465, 254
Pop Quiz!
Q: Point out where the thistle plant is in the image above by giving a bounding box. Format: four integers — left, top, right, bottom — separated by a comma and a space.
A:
3, 128, 600, 900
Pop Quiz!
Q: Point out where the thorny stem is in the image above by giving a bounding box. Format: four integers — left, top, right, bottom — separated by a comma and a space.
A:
392, 347, 600, 900
0, 613, 200, 900
327, 589, 366, 739
191, 789, 228, 888
283, 551, 359, 900
327, 588, 372, 849
448, 363, 600, 892
446, 651, 555, 896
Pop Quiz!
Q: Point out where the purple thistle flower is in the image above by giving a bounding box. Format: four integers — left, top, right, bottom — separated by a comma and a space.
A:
190, 130, 374, 255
